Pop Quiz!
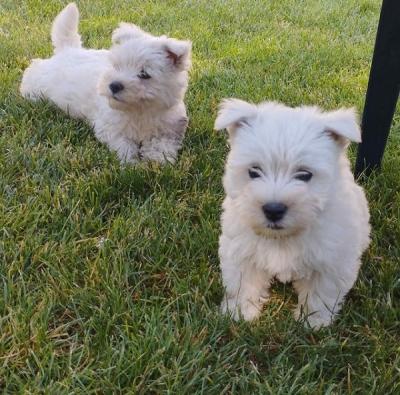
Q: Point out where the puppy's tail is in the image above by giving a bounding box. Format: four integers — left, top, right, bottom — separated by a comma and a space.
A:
51, 3, 81, 53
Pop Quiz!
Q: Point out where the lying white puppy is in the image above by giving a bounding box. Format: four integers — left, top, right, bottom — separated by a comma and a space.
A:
215, 99, 370, 328
20, 3, 191, 164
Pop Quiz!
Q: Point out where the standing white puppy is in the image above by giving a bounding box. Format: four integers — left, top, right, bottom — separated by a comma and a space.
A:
215, 99, 370, 328
20, 3, 191, 164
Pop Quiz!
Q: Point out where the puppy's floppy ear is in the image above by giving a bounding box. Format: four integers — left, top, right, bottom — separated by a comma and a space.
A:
214, 99, 258, 137
112, 23, 148, 44
162, 38, 192, 70
323, 108, 361, 146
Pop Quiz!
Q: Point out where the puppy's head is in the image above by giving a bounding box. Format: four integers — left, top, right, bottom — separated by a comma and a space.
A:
98, 23, 191, 111
215, 99, 361, 238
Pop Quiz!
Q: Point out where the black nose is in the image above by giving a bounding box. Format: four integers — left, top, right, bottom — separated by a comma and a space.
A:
109, 81, 124, 94
262, 202, 288, 222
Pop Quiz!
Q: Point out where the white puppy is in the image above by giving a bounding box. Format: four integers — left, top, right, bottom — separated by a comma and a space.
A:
215, 99, 370, 329
20, 3, 191, 164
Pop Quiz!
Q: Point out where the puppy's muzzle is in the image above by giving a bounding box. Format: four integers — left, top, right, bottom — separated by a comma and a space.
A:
262, 202, 287, 223
109, 81, 124, 94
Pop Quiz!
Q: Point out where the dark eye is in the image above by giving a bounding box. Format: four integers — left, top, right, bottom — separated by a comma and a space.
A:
137, 70, 151, 79
295, 170, 313, 182
248, 166, 263, 179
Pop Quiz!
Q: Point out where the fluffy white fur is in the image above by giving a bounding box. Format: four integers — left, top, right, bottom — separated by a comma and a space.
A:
20, 3, 191, 164
215, 99, 370, 329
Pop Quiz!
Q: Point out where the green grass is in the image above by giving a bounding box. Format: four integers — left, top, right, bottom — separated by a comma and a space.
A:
1, 0, 399, 393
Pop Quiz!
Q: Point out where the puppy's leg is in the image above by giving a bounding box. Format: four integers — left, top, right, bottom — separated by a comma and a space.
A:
113, 139, 139, 163
94, 127, 139, 163
140, 117, 187, 163
140, 136, 181, 164
220, 258, 271, 321
293, 267, 358, 328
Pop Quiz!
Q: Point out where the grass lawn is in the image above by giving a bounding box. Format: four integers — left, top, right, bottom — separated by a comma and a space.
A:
1, 0, 400, 393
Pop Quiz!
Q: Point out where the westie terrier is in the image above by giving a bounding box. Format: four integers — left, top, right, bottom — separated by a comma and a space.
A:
215, 99, 370, 328
20, 3, 191, 164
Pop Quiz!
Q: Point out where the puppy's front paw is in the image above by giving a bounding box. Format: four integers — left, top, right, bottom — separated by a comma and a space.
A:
140, 149, 176, 164
220, 296, 263, 321
116, 143, 139, 164
294, 307, 333, 329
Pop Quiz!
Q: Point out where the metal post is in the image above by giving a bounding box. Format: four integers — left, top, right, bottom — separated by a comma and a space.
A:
355, 0, 400, 177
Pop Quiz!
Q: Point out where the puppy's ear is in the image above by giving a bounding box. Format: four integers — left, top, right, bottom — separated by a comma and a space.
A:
323, 108, 361, 146
112, 23, 148, 44
162, 38, 192, 70
214, 99, 258, 137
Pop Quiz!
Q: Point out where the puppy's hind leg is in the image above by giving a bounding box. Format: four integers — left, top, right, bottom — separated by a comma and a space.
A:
20, 59, 47, 100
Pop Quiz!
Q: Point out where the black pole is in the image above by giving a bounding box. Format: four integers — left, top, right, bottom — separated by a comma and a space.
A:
354, 0, 400, 177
